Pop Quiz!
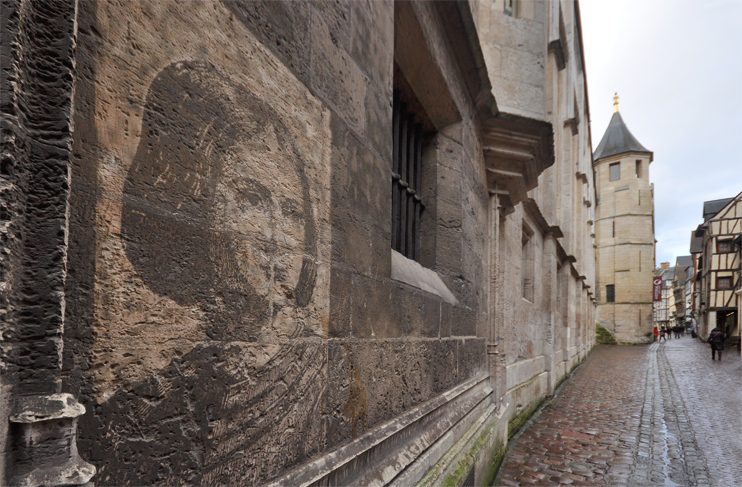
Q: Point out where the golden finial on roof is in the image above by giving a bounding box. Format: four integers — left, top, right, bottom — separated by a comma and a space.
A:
613, 92, 619, 113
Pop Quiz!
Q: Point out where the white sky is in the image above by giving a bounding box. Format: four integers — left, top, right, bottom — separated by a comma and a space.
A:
580, 0, 742, 266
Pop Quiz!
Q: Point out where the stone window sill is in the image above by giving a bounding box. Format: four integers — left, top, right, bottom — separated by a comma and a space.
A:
390, 250, 458, 305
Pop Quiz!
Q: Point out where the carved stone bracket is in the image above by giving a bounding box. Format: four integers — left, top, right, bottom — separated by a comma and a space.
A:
483, 115, 554, 214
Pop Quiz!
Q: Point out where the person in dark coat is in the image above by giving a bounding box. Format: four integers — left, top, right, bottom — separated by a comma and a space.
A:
707, 326, 725, 361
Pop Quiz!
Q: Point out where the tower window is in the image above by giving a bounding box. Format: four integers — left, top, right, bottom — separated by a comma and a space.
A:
606, 284, 615, 303
609, 163, 620, 181
635, 160, 642, 178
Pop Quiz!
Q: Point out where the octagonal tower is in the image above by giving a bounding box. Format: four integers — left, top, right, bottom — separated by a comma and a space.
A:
594, 96, 655, 343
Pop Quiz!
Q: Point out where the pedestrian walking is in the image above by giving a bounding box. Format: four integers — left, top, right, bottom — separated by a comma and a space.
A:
659, 327, 667, 342
653, 326, 659, 342
690, 325, 697, 339
707, 326, 725, 361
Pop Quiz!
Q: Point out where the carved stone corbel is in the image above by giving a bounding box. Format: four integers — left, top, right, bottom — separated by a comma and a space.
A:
483, 115, 554, 213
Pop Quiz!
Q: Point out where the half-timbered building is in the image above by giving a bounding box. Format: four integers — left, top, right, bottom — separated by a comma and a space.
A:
695, 193, 742, 341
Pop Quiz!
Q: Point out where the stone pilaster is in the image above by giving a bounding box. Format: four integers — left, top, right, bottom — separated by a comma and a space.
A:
1, 0, 94, 484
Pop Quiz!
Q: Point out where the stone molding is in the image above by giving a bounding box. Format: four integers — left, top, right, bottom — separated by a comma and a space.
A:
267, 373, 491, 487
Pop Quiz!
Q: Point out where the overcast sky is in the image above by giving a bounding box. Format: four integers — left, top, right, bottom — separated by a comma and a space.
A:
580, 0, 742, 266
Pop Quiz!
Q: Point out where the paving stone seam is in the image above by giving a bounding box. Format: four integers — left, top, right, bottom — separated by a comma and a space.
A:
658, 344, 712, 486
627, 343, 711, 487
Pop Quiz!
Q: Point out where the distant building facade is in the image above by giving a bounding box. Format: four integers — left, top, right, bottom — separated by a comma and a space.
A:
654, 263, 674, 329
594, 102, 655, 342
672, 256, 693, 326
691, 194, 742, 341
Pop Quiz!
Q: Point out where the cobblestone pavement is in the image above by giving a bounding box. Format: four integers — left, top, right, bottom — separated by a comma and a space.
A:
662, 335, 742, 486
494, 339, 741, 486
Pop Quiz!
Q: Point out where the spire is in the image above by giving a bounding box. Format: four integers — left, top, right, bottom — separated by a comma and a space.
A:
613, 92, 619, 113
593, 109, 653, 162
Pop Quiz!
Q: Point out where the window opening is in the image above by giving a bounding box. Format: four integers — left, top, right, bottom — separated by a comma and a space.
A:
606, 284, 615, 303
504, 0, 517, 17
717, 277, 732, 290
612, 220, 615, 238
392, 89, 426, 260
717, 239, 732, 253
635, 160, 642, 178
521, 224, 535, 302
609, 162, 620, 181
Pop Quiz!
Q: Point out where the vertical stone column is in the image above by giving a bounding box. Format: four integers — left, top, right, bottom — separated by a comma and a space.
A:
542, 234, 558, 395
487, 194, 506, 407
1, 0, 95, 485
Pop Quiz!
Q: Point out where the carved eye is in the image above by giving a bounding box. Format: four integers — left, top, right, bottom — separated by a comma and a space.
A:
280, 198, 302, 218
233, 178, 272, 210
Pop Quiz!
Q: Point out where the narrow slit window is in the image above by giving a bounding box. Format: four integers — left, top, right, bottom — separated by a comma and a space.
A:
521, 224, 535, 302
635, 160, 642, 178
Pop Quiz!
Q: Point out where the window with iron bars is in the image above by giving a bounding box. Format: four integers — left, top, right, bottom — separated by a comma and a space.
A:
392, 90, 425, 260
606, 284, 615, 303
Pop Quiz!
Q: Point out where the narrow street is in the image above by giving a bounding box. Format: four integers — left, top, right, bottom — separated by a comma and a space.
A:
496, 337, 742, 486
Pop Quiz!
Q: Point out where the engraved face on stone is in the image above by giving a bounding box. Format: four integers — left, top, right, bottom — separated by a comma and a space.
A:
122, 61, 317, 341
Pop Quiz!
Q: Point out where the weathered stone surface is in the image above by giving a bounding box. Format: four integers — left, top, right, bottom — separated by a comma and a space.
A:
323, 337, 484, 450
9, 394, 95, 487
0, 0, 599, 485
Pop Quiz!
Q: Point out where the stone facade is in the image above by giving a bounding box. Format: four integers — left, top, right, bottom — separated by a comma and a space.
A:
593, 110, 655, 343
1, 1, 596, 485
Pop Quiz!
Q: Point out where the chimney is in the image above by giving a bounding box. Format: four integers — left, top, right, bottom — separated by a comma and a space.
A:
661, 262, 669, 268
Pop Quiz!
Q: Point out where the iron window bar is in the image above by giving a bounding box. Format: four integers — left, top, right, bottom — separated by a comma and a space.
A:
392, 90, 425, 261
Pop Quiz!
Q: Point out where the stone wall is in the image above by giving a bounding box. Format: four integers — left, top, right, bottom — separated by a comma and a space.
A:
471, 0, 597, 421
58, 1, 492, 485
2, 1, 598, 485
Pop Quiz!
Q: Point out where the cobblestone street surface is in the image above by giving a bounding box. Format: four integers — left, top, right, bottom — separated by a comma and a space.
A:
495, 336, 741, 486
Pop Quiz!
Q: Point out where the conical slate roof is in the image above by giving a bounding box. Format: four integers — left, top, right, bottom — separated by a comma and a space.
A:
593, 111, 652, 161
